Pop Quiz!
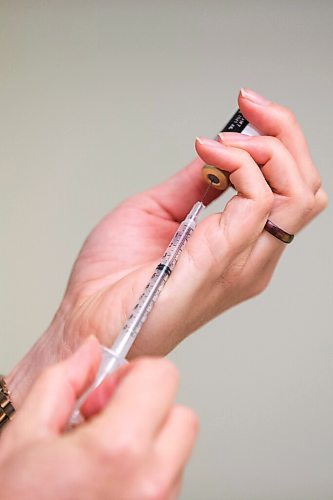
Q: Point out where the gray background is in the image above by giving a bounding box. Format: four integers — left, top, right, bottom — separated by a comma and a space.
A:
1, 1, 332, 498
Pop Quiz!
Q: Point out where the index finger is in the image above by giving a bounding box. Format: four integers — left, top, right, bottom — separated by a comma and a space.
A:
88, 358, 179, 445
0, 336, 101, 449
238, 88, 321, 191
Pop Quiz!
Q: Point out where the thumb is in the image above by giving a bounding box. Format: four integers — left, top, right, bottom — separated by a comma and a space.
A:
144, 156, 222, 224
8, 336, 101, 440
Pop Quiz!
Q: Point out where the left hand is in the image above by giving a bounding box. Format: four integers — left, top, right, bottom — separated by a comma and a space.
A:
0, 338, 198, 500
8, 88, 327, 407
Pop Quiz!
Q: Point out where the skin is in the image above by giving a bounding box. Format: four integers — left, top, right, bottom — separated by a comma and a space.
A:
7, 88, 327, 407
0, 337, 198, 500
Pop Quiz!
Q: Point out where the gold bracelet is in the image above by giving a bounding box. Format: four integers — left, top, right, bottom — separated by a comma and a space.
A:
0, 376, 15, 430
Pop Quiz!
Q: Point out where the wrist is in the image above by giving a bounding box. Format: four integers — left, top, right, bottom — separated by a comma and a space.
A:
6, 309, 70, 409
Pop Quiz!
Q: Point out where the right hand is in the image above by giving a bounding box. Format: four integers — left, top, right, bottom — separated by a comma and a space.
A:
8, 89, 327, 408
0, 337, 198, 500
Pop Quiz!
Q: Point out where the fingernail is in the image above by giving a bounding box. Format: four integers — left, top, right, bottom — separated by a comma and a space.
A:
219, 132, 252, 143
196, 136, 221, 148
240, 87, 270, 105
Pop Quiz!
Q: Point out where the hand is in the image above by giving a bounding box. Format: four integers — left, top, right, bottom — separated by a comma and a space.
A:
7, 88, 327, 406
0, 337, 198, 500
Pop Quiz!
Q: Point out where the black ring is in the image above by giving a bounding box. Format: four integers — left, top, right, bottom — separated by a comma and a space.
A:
264, 220, 294, 244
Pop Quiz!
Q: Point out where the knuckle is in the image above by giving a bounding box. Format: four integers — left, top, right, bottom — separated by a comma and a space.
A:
312, 175, 322, 193
96, 432, 144, 469
81, 428, 144, 471
297, 190, 316, 216
157, 358, 179, 383
315, 188, 328, 212
237, 148, 253, 165
134, 357, 179, 384
131, 357, 156, 374
259, 189, 274, 214
278, 105, 298, 127
264, 135, 281, 151
140, 477, 170, 500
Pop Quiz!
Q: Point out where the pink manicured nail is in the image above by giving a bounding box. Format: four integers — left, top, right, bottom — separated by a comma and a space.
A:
196, 136, 221, 148
240, 87, 270, 105
219, 132, 252, 142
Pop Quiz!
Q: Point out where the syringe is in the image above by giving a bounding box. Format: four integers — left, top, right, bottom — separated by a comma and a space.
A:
70, 200, 205, 424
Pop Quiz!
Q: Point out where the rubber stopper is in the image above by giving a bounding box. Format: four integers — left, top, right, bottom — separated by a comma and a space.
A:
202, 165, 229, 190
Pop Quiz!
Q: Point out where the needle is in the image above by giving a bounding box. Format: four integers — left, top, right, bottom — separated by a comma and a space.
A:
201, 180, 213, 205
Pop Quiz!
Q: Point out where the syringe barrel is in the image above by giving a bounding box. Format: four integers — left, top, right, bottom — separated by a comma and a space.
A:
68, 201, 205, 426
161, 201, 204, 271
111, 268, 169, 356
112, 201, 205, 359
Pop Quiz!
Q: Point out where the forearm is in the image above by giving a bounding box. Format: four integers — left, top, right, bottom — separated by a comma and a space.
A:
6, 311, 70, 409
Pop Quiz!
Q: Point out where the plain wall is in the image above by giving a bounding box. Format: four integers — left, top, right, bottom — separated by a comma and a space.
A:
1, 1, 332, 499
